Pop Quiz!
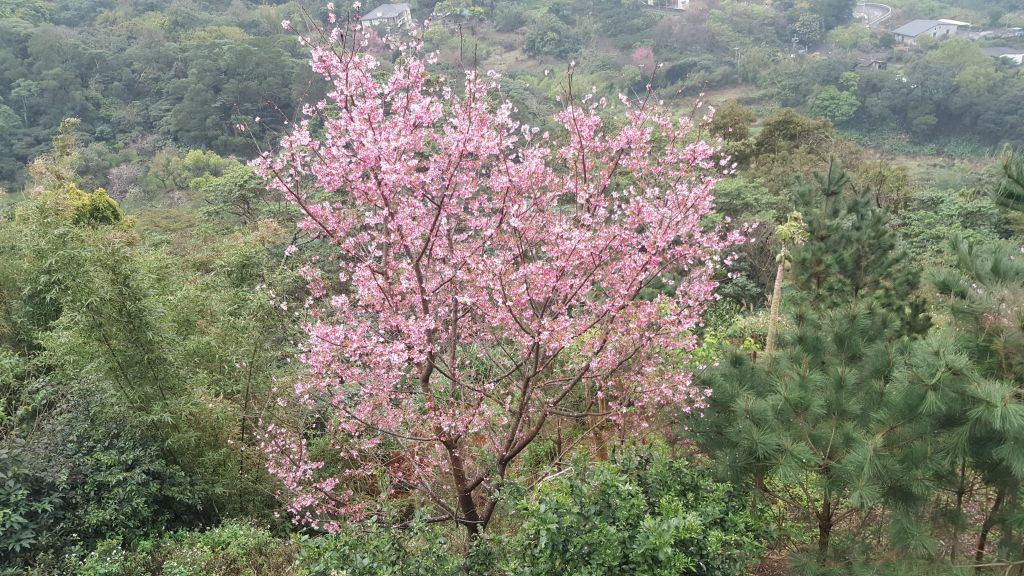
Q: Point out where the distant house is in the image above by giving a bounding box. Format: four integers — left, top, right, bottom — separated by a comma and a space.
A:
856, 57, 888, 70
647, 0, 689, 10
982, 46, 1024, 64
892, 19, 962, 45
360, 3, 412, 29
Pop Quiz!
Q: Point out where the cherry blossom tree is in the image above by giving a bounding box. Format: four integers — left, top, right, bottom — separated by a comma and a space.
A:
257, 7, 741, 537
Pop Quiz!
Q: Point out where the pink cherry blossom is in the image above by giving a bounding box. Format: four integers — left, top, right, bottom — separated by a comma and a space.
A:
257, 19, 741, 537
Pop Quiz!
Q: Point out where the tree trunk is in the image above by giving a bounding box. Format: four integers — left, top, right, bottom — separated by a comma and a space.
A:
975, 488, 1006, 564
765, 259, 785, 356
446, 443, 483, 538
593, 395, 609, 461
420, 356, 484, 538
817, 521, 832, 562
952, 458, 967, 561
817, 496, 833, 562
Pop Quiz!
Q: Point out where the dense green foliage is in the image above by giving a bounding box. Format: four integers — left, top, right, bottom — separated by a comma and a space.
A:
2, 0, 1021, 193
4, 452, 764, 576
0, 0, 311, 188
0, 132, 303, 571
511, 450, 765, 576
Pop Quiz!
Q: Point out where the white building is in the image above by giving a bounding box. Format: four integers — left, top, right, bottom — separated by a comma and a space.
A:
892, 19, 964, 45
647, 0, 689, 10
360, 3, 412, 29
982, 46, 1024, 64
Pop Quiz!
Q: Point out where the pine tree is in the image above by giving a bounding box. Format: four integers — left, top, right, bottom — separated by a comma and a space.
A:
995, 146, 1024, 235
788, 160, 929, 335
928, 238, 1024, 563
692, 164, 939, 562
995, 147, 1024, 212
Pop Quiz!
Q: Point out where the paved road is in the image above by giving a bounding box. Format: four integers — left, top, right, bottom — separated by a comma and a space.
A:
852, 2, 892, 27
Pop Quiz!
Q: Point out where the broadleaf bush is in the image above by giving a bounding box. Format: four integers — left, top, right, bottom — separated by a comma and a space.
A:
507, 447, 766, 576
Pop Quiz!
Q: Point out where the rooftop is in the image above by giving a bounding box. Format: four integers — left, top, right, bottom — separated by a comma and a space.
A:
982, 46, 1024, 56
361, 3, 410, 20
893, 20, 941, 37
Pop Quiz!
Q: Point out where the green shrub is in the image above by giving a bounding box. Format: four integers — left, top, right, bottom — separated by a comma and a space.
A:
33, 391, 202, 541
69, 187, 123, 226
298, 524, 465, 576
77, 540, 146, 576
159, 522, 299, 576
58, 448, 765, 576
494, 6, 527, 32
523, 19, 583, 60
76, 522, 300, 576
506, 447, 766, 576
0, 445, 61, 570
896, 188, 1008, 264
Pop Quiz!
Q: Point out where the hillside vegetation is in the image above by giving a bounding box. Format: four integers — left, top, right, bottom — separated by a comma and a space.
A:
3, 0, 1024, 575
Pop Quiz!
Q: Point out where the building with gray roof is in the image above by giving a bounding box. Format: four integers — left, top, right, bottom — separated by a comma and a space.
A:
360, 3, 412, 30
982, 46, 1024, 64
893, 19, 959, 45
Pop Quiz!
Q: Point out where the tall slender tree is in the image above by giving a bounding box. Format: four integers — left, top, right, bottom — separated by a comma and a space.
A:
764, 211, 807, 356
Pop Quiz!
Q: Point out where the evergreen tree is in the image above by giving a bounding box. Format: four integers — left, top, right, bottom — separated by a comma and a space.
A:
928, 238, 1024, 563
995, 146, 1024, 235
789, 161, 930, 336
995, 147, 1024, 211
692, 164, 938, 562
